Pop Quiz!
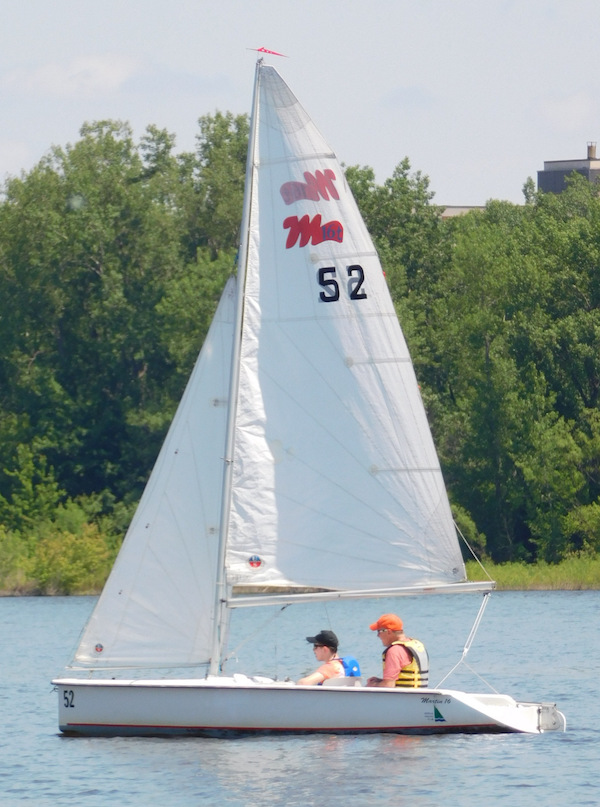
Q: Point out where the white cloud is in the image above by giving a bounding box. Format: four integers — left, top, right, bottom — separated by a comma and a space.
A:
2, 54, 141, 97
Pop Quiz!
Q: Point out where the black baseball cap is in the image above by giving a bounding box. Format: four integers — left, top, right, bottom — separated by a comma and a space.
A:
306, 630, 338, 650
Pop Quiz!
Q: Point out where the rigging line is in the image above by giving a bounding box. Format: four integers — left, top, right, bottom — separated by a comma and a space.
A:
461, 590, 491, 656
222, 604, 290, 666
436, 657, 500, 694
454, 519, 494, 582
459, 660, 500, 694
434, 591, 497, 690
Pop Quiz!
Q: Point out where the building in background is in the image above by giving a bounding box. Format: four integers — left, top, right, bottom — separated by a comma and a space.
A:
537, 142, 600, 193
441, 206, 485, 219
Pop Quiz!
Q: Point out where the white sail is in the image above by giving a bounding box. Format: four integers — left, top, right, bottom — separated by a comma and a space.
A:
226, 66, 466, 593
71, 278, 237, 669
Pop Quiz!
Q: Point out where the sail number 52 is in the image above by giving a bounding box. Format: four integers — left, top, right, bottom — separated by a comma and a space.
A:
318, 265, 367, 302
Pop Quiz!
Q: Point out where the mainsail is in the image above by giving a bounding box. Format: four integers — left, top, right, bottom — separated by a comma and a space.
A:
225, 65, 466, 593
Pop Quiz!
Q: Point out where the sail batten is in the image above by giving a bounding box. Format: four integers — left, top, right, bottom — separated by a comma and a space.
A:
260, 151, 336, 166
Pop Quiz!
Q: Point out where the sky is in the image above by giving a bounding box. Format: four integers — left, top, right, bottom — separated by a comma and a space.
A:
2, 0, 600, 206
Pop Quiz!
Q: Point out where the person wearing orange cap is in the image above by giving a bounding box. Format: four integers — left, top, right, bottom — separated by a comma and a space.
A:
366, 614, 429, 688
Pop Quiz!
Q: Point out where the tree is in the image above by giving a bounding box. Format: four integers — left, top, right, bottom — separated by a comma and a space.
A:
188, 111, 249, 256
422, 203, 549, 560
0, 121, 189, 505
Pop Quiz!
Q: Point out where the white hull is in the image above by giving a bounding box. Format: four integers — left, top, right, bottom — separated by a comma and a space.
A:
53, 677, 565, 736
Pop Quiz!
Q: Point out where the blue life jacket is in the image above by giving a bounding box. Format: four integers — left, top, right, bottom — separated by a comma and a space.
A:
340, 656, 361, 677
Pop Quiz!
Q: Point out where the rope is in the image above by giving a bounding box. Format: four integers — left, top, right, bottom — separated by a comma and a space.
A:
454, 519, 494, 582
222, 604, 290, 671
435, 591, 499, 693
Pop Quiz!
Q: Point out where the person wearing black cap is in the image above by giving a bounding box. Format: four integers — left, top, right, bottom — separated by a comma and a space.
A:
297, 629, 345, 686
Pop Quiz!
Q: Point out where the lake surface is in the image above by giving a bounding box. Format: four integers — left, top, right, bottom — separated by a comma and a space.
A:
1, 591, 598, 806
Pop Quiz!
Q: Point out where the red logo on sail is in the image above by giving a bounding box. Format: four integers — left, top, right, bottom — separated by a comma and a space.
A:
283, 214, 343, 249
248, 555, 262, 568
95, 643, 104, 653
280, 169, 344, 249
280, 169, 339, 205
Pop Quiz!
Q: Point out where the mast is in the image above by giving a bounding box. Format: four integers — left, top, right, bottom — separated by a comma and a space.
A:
208, 59, 263, 675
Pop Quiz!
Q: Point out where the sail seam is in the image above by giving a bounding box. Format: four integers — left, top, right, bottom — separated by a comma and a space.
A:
255, 313, 402, 324
348, 357, 412, 365
370, 466, 444, 473
259, 151, 336, 166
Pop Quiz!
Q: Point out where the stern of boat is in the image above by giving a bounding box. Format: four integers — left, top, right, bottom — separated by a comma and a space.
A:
537, 701, 566, 732
448, 691, 566, 734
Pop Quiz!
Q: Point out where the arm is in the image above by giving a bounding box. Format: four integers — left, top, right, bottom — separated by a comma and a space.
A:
365, 675, 396, 687
366, 645, 411, 687
297, 671, 326, 686
297, 659, 343, 686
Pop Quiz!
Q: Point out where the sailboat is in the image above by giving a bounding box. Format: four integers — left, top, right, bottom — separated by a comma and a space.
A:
53, 60, 565, 736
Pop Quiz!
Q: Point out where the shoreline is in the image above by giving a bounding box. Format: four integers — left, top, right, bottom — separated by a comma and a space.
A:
2, 579, 599, 598
2, 556, 599, 597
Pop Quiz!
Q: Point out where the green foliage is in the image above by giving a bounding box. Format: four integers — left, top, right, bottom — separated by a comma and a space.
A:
563, 502, 600, 554
0, 504, 120, 595
452, 502, 487, 559
466, 554, 600, 589
156, 247, 235, 388
0, 526, 30, 593
2, 109, 600, 593
417, 178, 600, 564
345, 159, 450, 361
186, 111, 248, 255
0, 113, 240, 592
29, 522, 114, 595
0, 441, 65, 532
345, 159, 447, 296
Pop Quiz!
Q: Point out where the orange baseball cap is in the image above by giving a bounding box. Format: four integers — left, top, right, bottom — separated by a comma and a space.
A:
369, 613, 403, 631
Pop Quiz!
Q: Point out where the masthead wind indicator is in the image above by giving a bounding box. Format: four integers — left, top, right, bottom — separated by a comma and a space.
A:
248, 46, 288, 57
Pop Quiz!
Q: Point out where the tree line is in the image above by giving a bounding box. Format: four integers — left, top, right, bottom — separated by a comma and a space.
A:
1, 114, 599, 592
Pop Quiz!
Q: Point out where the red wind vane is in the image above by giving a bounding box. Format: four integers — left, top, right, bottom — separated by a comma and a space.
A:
249, 46, 288, 57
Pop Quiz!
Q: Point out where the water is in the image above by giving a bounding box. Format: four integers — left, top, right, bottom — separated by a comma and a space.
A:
1, 591, 598, 806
